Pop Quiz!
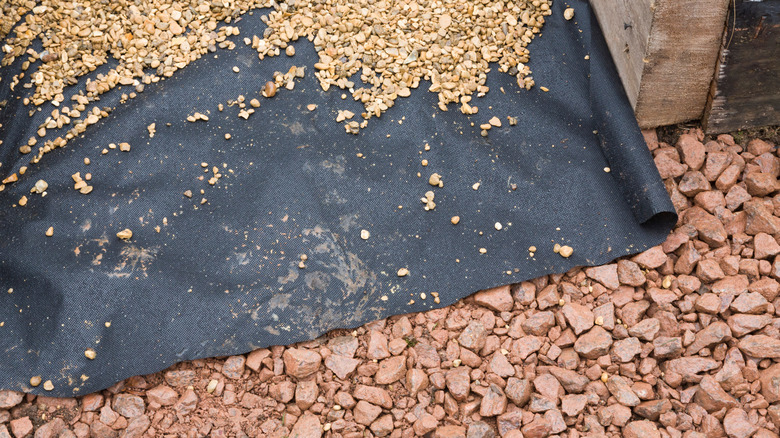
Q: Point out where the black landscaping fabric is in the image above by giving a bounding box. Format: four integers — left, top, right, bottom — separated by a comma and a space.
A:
0, 1, 676, 396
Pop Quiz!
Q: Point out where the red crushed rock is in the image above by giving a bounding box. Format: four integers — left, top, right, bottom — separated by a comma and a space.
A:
3, 127, 780, 438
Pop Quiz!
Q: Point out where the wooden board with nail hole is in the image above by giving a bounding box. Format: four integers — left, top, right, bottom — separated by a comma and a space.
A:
591, 0, 730, 128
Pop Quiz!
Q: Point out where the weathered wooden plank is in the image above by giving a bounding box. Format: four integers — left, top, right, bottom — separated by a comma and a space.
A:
590, 0, 654, 109
591, 0, 730, 128
704, 0, 780, 134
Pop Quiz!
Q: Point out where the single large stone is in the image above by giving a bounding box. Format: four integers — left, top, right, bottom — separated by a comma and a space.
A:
479, 384, 507, 417
723, 408, 757, 438
739, 335, 780, 358
289, 412, 322, 438
353, 400, 382, 425
664, 357, 720, 383
634, 399, 671, 421
521, 311, 556, 336
694, 375, 738, 413
585, 264, 620, 289
623, 420, 661, 438
728, 314, 772, 337
685, 321, 731, 355
113, 394, 145, 418
548, 367, 589, 393
283, 348, 322, 378
222, 355, 246, 379
446, 367, 471, 401
473, 285, 514, 312
374, 356, 406, 385
505, 377, 532, 407
562, 303, 594, 335
606, 376, 640, 407
458, 321, 487, 351
146, 385, 178, 406
324, 354, 359, 379
353, 385, 393, 408
574, 326, 612, 359
760, 363, 780, 403
0, 391, 23, 409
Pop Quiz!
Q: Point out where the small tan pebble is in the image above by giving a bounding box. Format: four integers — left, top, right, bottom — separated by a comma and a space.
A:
553, 243, 561, 253
323, 423, 331, 432
18, 196, 28, 206
30, 376, 42, 387
585, 55, 590, 60
397, 268, 409, 277
420, 292, 426, 300
558, 298, 565, 306
559, 245, 573, 258
489, 116, 502, 127
207, 379, 218, 393
45, 227, 53, 237
540, 86, 550, 92
333, 405, 342, 411
479, 123, 492, 130
263, 81, 277, 98
201, 162, 208, 168
85, 174, 92, 181
472, 182, 480, 190
19, 167, 27, 175
285, 46, 295, 56
564, 7, 575, 20
183, 190, 192, 198
600, 372, 608, 383
307, 104, 317, 111
109, 143, 117, 149
84, 158, 91, 165
105, 322, 111, 327
31, 179, 48, 193
43, 380, 54, 391
494, 222, 502, 230
116, 229, 133, 240
250, 98, 261, 108
451, 216, 460, 225
428, 173, 442, 187
298, 261, 306, 269
2, 173, 18, 184
232, 66, 240, 73
300, 254, 308, 261
421, 159, 428, 166
101, 149, 109, 155
79, 186, 93, 194
224, 133, 232, 140
453, 359, 462, 367
508, 116, 518, 126
604, 167, 611, 173
200, 198, 207, 205
360, 229, 370, 240
529, 246, 537, 252
147, 123, 156, 138
479, 248, 487, 254
84, 348, 96, 360
662, 276, 672, 289
119, 142, 131, 152
616, 319, 622, 325
595, 316, 604, 326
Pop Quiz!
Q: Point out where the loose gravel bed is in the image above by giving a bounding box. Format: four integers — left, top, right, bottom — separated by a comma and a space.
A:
1, 127, 779, 438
